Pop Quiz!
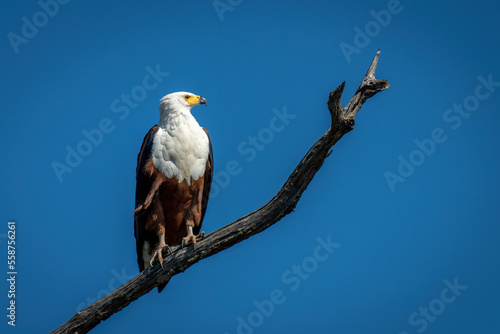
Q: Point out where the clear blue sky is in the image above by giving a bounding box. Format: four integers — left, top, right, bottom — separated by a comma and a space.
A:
1, 0, 500, 333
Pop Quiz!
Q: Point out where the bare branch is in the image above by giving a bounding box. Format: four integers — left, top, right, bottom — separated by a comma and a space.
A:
343, 50, 390, 120
51, 51, 389, 334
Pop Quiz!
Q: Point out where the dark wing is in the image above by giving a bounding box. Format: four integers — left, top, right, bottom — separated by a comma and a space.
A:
194, 128, 213, 236
134, 125, 159, 272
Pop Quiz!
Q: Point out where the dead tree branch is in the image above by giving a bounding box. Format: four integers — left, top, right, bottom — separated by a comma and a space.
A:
51, 50, 389, 334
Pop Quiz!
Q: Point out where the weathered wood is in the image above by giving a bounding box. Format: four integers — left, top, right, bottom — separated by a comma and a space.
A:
51, 50, 389, 334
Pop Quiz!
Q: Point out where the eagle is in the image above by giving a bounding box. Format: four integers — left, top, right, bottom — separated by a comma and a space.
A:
133, 92, 213, 291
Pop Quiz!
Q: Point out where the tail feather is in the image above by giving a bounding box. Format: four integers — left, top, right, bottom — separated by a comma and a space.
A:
158, 278, 171, 293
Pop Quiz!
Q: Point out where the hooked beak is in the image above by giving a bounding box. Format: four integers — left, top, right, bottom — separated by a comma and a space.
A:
198, 96, 207, 106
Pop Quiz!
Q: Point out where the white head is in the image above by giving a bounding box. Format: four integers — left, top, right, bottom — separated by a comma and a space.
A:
158, 92, 207, 124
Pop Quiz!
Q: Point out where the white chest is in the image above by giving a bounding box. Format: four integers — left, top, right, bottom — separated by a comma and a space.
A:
151, 118, 209, 185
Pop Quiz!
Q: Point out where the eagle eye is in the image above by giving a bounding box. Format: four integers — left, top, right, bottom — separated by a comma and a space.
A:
184, 95, 190, 99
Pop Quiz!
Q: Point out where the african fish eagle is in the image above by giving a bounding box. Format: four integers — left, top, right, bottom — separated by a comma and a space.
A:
133, 92, 213, 291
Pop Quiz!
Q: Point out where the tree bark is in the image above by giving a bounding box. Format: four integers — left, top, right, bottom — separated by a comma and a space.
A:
51, 50, 389, 334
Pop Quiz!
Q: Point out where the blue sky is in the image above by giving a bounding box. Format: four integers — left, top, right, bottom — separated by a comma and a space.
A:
1, 0, 500, 333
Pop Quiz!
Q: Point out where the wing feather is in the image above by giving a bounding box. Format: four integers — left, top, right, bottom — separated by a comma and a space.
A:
134, 125, 159, 271
195, 128, 213, 235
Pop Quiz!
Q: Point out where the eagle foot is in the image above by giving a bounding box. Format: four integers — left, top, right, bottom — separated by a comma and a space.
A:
181, 231, 205, 249
150, 244, 172, 268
